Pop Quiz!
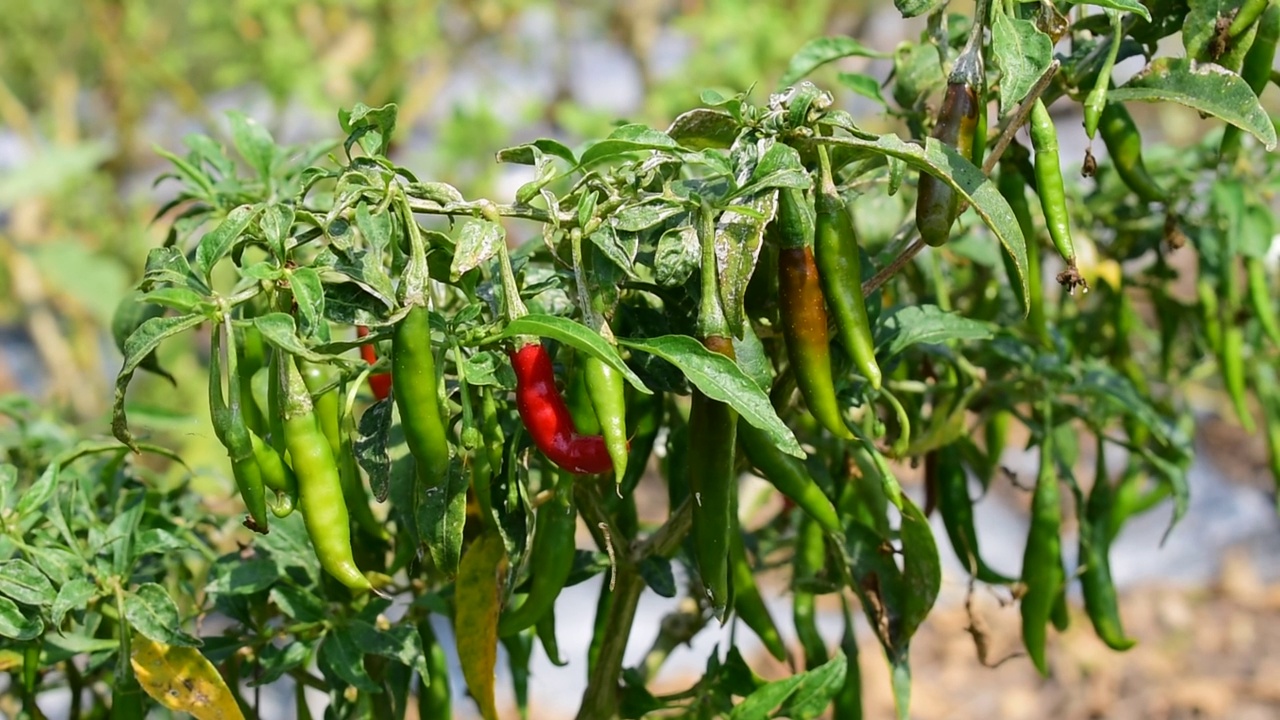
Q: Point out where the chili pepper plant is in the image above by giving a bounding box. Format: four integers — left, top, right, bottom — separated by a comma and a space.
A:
80, 0, 1280, 717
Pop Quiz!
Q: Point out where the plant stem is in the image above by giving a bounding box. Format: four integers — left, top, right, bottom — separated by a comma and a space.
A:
575, 568, 645, 720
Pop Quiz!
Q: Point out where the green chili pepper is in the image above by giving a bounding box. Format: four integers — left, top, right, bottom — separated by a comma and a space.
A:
932, 445, 1013, 584
916, 38, 984, 248
1098, 103, 1167, 203
250, 431, 296, 517
209, 321, 270, 534
738, 420, 841, 534
584, 355, 629, 484
498, 472, 577, 636
301, 363, 386, 541
1020, 403, 1064, 677
1030, 99, 1083, 291
1079, 441, 1136, 651
833, 599, 863, 720
982, 410, 1011, 489
1248, 258, 1280, 349
730, 532, 788, 662
814, 152, 883, 390
997, 159, 1047, 343
1083, 11, 1123, 140
1223, 2, 1280, 160
1221, 326, 1256, 433
394, 304, 451, 488
281, 354, 371, 591
775, 190, 854, 438
566, 355, 601, 434
236, 318, 268, 436
792, 514, 829, 670
620, 388, 664, 496
1256, 364, 1280, 512
689, 335, 738, 616
535, 611, 568, 667
500, 630, 532, 715
418, 619, 451, 719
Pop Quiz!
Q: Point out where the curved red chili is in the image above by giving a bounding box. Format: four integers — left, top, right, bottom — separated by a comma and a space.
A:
356, 325, 392, 401
509, 343, 612, 474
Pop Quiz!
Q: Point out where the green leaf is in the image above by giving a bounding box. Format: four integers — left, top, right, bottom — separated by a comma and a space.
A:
780, 37, 889, 87
818, 133, 1029, 310
52, 579, 98, 628
112, 312, 207, 451
638, 556, 677, 598
252, 641, 311, 687
226, 111, 276, 181
775, 650, 849, 720
729, 650, 846, 719
589, 225, 639, 277
195, 204, 261, 283
898, 496, 941, 641
355, 397, 394, 503
418, 460, 470, 577
124, 583, 200, 647
290, 267, 328, 343
498, 315, 651, 394
260, 203, 295, 260
318, 625, 381, 692
0, 560, 55, 607
451, 219, 506, 280
666, 109, 741, 150
495, 138, 577, 165
991, 13, 1055, 114
716, 191, 777, 337
1066, 0, 1151, 20
348, 619, 431, 679
0, 597, 42, 641
896, 0, 946, 17
1109, 58, 1278, 150
874, 305, 995, 358
579, 124, 683, 166
253, 313, 330, 364
616, 335, 804, 458
836, 72, 888, 107
339, 102, 399, 158
269, 586, 329, 624
654, 224, 700, 287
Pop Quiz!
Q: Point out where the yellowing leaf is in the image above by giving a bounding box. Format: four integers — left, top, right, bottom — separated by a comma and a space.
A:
130, 634, 245, 720
454, 531, 509, 720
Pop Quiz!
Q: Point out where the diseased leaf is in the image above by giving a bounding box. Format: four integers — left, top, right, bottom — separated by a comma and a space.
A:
1110, 58, 1277, 150
131, 634, 246, 720
455, 531, 509, 720
124, 583, 199, 647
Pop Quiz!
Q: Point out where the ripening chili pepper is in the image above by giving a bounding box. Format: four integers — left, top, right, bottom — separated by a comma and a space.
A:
814, 153, 883, 390
209, 322, 270, 534
1020, 406, 1065, 677
1030, 99, 1083, 291
775, 190, 854, 438
1223, 2, 1280, 161
498, 476, 578, 636
280, 354, 371, 591
394, 305, 452, 487
355, 325, 392, 401
916, 38, 983, 248
792, 514, 828, 670
584, 355, 629, 485
689, 335, 737, 616
418, 619, 452, 719
1098, 103, 1167, 204
510, 343, 612, 474
730, 532, 788, 662
739, 419, 842, 534
1079, 442, 1136, 651
932, 446, 1013, 584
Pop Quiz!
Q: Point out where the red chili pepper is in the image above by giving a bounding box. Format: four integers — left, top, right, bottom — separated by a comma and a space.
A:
356, 325, 392, 401
509, 343, 612, 474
